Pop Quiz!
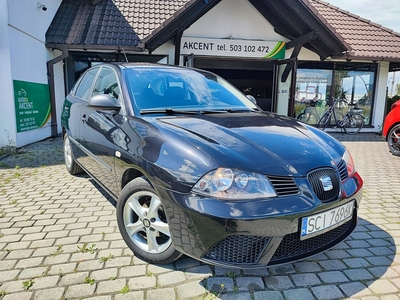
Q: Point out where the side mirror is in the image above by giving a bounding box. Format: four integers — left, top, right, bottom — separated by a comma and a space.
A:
246, 94, 257, 105
88, 94, 121, 110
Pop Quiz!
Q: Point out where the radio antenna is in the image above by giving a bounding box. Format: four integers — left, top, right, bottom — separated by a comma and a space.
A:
121, 48, 128, 62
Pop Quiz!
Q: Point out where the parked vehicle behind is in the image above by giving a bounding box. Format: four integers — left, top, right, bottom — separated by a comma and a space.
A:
61, 63, 363, 268
383, 99, 400, 156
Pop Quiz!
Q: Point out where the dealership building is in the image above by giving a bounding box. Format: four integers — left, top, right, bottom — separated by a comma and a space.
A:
1, 0, 400, 148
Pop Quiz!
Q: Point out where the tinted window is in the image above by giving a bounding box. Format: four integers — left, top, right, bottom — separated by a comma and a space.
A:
123, 67, 257, 111
75, 68, 99, 100
92, 67, 121, 103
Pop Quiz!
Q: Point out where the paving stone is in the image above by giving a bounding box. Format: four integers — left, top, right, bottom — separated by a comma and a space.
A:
0, 270, 20, 283
283, 288, 314, 300
339, 282, 371, 297
64, 283, 96, 298
206, 277, 234, 293
29, 276, 60, 290
97, 278, 126, 294
236, 277, 264, 291
264, 276, 294, 290
114, 291, 144, 300
77, 259, 106, 272
319, 259, 347, 270
91, 268, 118, 281
47, 263, 77, 275
311, 285, 344, 299
147, 263, 174, 274
4, 241, 31, 250
59, 272, 89, 286
294, 261, 322, 273
366, 279, 398, 294
158, 270, 186, 286
366, 256, 393, 266
214, 266, 242, 276
343, 257, 371, 268
368, 267, 400, 278
176, 280, 208, 299
343, 268, 374, 280
146, 287, 175, 300
292, 273, 321, 287
119, 265, 146, 278
253, 291, 283, 300
128, 276, 156, 290
18, 267, 48, 279
184, 265, 213, 280
2, 291, 33, 300
14, 257, 44, 269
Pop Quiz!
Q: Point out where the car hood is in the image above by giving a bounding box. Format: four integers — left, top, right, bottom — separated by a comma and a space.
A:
151, 112, 344, 177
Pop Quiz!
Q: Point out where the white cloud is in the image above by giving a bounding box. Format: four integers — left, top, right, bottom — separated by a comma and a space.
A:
326, 0, 400, 33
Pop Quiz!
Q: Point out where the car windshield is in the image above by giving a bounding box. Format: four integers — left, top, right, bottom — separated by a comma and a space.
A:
123, 66, 258, 114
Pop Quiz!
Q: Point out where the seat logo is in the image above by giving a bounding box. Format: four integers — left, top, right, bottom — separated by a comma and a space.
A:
320, 176, 333, 191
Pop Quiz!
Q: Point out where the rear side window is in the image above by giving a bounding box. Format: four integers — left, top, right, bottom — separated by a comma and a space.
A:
75, 68, 99, 100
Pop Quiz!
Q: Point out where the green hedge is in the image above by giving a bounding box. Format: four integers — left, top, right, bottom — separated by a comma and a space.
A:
386, 95, 400, 115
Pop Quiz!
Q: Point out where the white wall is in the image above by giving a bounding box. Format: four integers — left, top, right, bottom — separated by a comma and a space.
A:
184, 0, 284, 41
7, 0, 60, 42
1, 0, 62, 148
372, 61, 389, 131
0, 0, 17, 148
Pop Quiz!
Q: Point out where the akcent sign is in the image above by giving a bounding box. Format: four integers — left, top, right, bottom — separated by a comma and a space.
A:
181, 37, 285, 59
13, 80, 51, 133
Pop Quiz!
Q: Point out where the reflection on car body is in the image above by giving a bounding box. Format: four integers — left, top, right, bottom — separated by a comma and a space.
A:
61, 63, 363, 268
383, 99, 400, 156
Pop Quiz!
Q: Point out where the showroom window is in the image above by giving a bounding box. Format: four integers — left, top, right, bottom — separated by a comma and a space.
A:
295, 62, 376, 125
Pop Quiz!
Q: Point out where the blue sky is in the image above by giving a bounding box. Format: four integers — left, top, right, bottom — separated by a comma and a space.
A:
326, 0, 400, 33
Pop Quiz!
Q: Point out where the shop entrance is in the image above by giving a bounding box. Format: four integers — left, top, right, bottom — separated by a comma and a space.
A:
189, 57, 274, 111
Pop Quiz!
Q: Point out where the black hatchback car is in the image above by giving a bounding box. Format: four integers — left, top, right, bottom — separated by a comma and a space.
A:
61, 63, 363, 268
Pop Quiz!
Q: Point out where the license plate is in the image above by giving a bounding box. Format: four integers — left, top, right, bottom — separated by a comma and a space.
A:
300, 200, 354, 240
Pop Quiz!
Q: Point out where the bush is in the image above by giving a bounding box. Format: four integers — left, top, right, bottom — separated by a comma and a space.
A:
386, 95, 400, 115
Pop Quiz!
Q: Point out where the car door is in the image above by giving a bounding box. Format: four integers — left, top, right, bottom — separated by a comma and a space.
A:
64, 67, 100, 161
78, 66, 122, 197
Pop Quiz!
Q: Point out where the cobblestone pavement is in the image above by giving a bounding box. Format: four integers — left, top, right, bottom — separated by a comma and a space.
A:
0, 133, 399, 300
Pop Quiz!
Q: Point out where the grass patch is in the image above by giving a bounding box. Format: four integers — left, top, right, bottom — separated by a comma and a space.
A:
99, 254, 114, 263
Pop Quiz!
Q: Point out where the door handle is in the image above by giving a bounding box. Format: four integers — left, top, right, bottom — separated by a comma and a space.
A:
82, 114, 88, 123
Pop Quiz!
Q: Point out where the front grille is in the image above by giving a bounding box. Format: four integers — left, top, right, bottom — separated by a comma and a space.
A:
337, 159, 348, 181
203, 235, 271, 264
268, 176, 299, 196
308, 168, 340, 202
269, 218, 354, 265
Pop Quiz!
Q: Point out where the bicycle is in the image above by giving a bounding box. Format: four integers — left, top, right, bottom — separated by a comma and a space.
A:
317, 97, 364, 134
296, 99, 321, 124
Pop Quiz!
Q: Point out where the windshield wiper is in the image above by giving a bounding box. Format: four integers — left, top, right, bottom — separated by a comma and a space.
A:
140, 108, 257, 115
140, 108, 200, 115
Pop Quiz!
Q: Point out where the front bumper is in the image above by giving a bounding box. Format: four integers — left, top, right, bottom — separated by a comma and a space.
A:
160, 172, 363, 268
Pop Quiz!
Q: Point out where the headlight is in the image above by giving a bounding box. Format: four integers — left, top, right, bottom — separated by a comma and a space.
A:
193, 168, 277, 199
342, 148, 355, 177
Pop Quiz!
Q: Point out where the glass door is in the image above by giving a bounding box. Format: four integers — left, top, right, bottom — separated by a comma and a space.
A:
273, 58, 297, 117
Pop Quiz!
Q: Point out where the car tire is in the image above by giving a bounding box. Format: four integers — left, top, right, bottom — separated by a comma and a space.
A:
117, 177, 182, 264
387, 124, 400, 156
63, 133, 84, 175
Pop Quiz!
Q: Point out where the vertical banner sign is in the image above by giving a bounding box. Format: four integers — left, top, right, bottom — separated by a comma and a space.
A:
13, 80, 51, 133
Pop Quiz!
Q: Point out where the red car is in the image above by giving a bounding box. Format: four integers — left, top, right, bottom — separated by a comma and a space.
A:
383, 99, 400, 156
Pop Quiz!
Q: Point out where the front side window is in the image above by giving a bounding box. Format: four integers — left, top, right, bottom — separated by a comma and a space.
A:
75, 67, 99, 100
92, 67, 121, 103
